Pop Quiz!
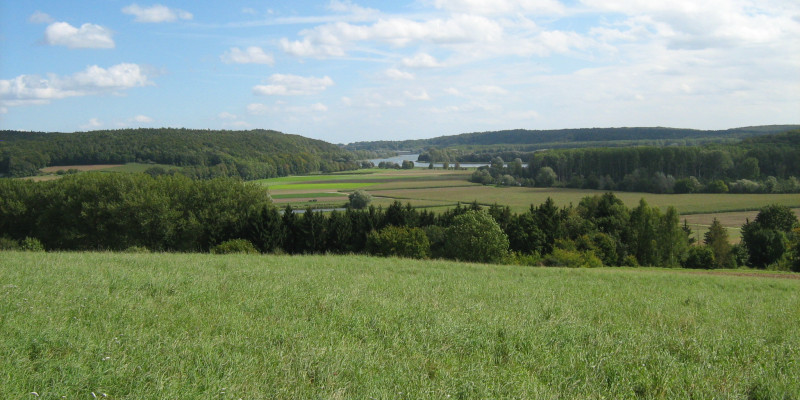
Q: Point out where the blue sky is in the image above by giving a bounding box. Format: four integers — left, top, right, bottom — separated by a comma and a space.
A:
1, 0, 798, 143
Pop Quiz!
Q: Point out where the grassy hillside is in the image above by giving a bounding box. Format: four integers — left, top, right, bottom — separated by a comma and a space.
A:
2, 252, 798, 398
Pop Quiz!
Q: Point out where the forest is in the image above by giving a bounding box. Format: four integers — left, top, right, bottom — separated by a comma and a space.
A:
2, 173, 798, 271
0, 128, 359, 179
467, 130, 800, 194
345, 125, 799, 152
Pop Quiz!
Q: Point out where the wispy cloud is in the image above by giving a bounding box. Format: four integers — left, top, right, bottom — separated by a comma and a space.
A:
253, 74, 334, 96
122, 4, 193, 23
221, 47, 275, 65
29, 11, 54, 24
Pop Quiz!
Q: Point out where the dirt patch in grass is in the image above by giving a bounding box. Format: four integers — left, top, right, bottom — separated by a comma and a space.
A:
40, 164, 123, 173
686, 270, 800, 280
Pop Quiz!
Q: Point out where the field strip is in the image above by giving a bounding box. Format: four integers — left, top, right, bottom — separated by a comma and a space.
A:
40, 164, 123, 172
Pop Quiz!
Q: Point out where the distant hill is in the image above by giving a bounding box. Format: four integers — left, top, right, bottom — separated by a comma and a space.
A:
344, 125, 800, 152
0, 128, 358, 179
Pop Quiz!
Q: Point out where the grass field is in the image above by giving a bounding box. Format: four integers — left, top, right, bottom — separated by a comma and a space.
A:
2, 251, 799, 399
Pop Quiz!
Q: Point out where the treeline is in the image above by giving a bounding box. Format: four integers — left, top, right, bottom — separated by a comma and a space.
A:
345, 125, 798, 152
0, 173, 271, 251
0, 128, 359, 179
471, 131, 800, 194
3, 173, 798, 270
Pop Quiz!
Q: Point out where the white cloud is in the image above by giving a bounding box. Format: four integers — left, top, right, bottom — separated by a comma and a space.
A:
247, 102, 329, 115
341, 91, 406, 108
472, 85, 509, 95
44, 22, 114, 49
253, 74, 334, 96
385, 68, 414, 80
402, 53, 443, 68
311, 103, 329, 112
247, 103, 273, 115
227, 120, 251, 128
221, 47, 275, 65
404, 90, 431, 101
432, 0, 565, 15
132, 115, 153, 123
29, 11, 54, 24
218, 111, 238, 119
70, 64, 151, 88
328, 0, 378, 17
122, 4, 193, 23
430, 101, 501, 113
280, 15, 503, 57
580, 0, 798, 50
81, 118, 103, 130
0, 107, 7, 114
0, 63, 152, 107
279, 38, 346, 58
444, 87, 463, 96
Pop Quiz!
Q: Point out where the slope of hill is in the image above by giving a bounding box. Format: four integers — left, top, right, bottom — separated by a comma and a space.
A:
344, 125, 800, 152
0, 128, 358, 179
3, 251, 799, 398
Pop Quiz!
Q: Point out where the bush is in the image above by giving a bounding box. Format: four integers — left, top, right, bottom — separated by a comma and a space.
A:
124, 246, 151, 253
348, 190, 373, 209
20, 237, 45, 252
543, 248, 603, 268
674, 177, 702, 194
790, 227, 800, 272
682, 246, 715, 269
535, 167, 557, 187
470, 169, 494, 185
211, 239, 258, 254
0, 237, 20, 250
423, 225, 447, 259
366, 226, 430, 259
510, 252, 542, 266
444, 210, 509, 263
620, 255, 639, 267
706, 180, 729, 193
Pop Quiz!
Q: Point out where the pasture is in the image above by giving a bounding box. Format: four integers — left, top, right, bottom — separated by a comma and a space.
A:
1, 251, 798, 399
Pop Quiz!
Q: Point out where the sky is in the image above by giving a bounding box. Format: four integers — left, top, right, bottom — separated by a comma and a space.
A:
0, 0, 798, 144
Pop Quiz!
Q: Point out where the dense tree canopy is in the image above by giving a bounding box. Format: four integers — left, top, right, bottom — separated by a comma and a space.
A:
467, 131, 800, 194
3, 176, 799, 269
346, 125, 797, 152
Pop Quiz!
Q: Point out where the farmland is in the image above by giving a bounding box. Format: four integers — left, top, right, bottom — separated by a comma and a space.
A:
262, 168, 800, 239
2, 251, 799, 399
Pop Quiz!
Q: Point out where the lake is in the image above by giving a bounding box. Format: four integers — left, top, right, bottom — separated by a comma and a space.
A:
368, 154, 526, 168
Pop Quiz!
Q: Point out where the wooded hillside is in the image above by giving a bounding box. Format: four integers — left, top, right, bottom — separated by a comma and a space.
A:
345, 125, 799, 152
0, 128, 359, 179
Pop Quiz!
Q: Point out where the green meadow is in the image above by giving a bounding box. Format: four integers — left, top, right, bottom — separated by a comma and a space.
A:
2, 251, 798, 399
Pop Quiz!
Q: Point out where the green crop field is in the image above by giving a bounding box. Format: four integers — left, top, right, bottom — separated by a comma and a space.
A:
2, 251, 799, 399
266, 182, 382, 191
270, 192, 347, 199
369, 186, 800, 215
